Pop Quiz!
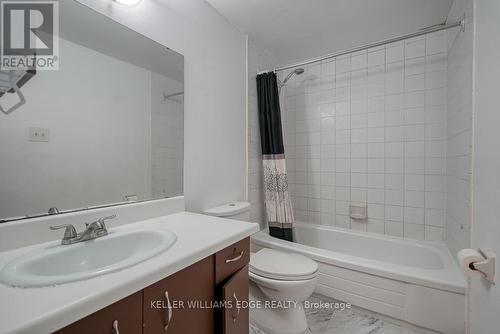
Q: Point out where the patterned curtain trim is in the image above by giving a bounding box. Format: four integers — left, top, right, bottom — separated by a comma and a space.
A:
268, 221, 293, 229
263, 157, 294, 232
262, 154, 286, 160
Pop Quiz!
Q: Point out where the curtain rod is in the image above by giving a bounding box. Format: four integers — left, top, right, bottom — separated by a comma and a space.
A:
259, 15, 465, 74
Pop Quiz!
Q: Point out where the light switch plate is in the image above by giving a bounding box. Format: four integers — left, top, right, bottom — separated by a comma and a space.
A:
29, 127, 50, 142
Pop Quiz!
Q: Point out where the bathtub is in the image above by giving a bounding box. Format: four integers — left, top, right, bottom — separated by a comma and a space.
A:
251, 222, 467, 334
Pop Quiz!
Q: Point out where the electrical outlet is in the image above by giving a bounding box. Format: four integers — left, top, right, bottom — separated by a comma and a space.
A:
29, 127, 50, 142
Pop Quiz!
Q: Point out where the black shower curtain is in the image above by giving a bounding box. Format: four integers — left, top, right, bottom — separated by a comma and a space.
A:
256, 72, 294, 242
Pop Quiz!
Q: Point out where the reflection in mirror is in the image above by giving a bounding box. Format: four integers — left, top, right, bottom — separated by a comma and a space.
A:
0, 1, 184, 222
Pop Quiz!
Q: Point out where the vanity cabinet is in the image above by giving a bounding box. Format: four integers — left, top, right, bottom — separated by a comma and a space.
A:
215, 238, 250, 285
143, 256, 214, 334
55, 292, 143, 334
54, 238, 250, 334
215, 238, 250, 334
221, 265, 249, 334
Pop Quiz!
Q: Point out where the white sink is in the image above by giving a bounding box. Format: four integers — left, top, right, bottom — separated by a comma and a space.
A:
0, 228, 177, 287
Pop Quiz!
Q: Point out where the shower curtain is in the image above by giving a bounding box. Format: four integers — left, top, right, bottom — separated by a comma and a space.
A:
256, 72, 294, 242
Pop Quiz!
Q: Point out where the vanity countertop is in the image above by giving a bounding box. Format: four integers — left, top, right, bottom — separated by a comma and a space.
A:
0, 212, 259, 334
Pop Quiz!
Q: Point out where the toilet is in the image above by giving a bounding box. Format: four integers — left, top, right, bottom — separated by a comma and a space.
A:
204, 202, 318, 334
249, 248, 318, 334
203, 201, 251, 221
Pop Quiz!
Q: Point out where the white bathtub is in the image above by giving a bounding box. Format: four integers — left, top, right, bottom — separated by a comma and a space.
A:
251, 222, 467, 334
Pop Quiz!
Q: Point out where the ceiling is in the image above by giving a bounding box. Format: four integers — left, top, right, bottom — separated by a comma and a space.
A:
206, 0, 454, 66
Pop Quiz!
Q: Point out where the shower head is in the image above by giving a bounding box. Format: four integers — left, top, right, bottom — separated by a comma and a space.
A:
294, 68, 305, 75
281, 68, 305, 86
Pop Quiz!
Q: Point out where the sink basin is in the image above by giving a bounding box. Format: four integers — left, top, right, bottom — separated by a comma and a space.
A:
0, 228, 177, 287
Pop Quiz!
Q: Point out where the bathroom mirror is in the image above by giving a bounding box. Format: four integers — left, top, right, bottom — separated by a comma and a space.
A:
0, 1, 184, 222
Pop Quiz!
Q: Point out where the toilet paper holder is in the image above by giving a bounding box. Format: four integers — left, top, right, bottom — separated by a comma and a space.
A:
471, 249, 496, 284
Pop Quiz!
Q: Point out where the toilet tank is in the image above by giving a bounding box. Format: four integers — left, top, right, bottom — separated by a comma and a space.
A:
203, 201, 251, 221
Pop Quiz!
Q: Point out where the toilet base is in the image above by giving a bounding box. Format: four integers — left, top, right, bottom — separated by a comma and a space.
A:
249, 282, 309, 334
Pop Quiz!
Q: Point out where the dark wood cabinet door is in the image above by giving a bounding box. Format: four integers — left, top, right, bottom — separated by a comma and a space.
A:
215, 238, 250, 285
143, 256, 215, 334
54, 292, 143, 334
222, 265, 249, 334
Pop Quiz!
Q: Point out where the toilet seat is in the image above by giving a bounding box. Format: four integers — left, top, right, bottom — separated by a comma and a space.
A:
250, 248, 318, 281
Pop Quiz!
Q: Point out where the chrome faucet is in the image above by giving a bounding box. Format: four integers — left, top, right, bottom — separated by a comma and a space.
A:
50, 215, 116, 245
48, 207, 60, 215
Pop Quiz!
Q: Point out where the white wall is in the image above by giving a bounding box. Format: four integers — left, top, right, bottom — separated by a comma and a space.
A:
0, 38, 152, 218
76, 0, 247, 213
445, 0, 474, 257
470, 1, 500, 332
281, 34, 448, 242
247, 37, 279, 228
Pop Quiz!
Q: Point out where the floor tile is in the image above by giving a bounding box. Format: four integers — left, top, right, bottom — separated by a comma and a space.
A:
250, 293, 417, 334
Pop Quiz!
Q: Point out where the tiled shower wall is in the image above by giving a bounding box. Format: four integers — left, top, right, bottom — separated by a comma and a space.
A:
445, 0, 474, 255
281, 32, 448, 242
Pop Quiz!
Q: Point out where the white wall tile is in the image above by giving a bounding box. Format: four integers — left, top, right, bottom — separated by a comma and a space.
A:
386, 42, 404, 63
405, 108, 425, 125
351, 52, 367, 70
385, 110, 404, 126
368, 158, 385, 173
321, 213, 335, 225
405, 207, 425, 225
385, 126, 404, 142
386, 221, 404, 237
405, 74, 425, 92
405, 190, 425, 208
385, 205, 404, 221
368, 97, 384, 113
321, 60, 335, 77
405, 57, 425, 76
425, 209, 445, 227
336, 56, 351, 73
368, 188, 385, 204
404, 223, 425, 240
405, 141, 425, 157
425, 226, 444, 242
405, 37, 426, 59
368, 173, 385, 189
368, 143, 384, 158
281, 31, 448, 242
368, 49, 385, 67
385, 190, 403, 206
405, 174, 425, 191
426, 31, 445, 56
368, 219, 385, 234
386, 94, 404, 110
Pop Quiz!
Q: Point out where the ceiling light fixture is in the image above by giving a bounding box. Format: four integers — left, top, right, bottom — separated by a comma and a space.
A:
113, 0, 142, 6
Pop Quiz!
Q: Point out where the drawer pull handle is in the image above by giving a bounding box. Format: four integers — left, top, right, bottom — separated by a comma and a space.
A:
226, 250, 244, 263
232, 292, 240, 323
112, 320, 120, 334
164, 291, 173, 332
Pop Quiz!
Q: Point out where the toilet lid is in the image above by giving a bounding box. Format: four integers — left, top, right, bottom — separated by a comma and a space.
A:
250, 249, 318, 281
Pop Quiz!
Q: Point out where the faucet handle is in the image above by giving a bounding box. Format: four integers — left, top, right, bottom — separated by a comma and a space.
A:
88, 214, 116, 230
98, 215, 116, 224
97, 214, 116, 227
50, 224, 77, 240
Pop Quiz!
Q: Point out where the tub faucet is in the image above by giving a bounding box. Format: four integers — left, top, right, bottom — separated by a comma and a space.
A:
50, 215, 116, 245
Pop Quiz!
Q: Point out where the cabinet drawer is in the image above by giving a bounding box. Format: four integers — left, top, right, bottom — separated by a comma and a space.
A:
55, 292, 143, 334
143, 256, 214, 334
222, 265, 249, 334
215, 238, 250, 284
